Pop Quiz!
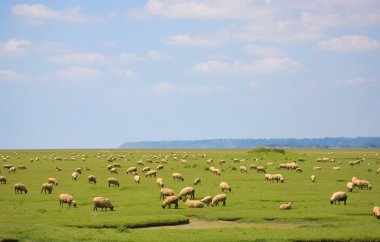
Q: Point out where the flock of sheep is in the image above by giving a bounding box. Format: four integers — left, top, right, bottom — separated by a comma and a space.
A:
1, 151, 380, 220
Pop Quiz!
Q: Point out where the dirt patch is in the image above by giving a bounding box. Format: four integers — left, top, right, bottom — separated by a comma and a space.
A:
139, 217, 301, 229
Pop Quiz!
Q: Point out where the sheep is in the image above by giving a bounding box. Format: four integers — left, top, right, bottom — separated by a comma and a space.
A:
107, 177, 120, 187
56, 166, 62, 171
75, 167, 82, 174
178, 187, 195, 201
0, 176, 6, 184
107, 164, 113, 170
330, 191, 347, 205
142, 166, 150, 172
271, 174, 284, 183
256, 166, 266, 173
14, 183, 27, 194
156, 177, 164, 187
72, 171, 80, 180
219, 182, 231, 192
88, 175, 97, 184
41, 183, 53, 194
211, 193, 227, 207
200, 196, 212, 207
146, 170, 157, 178
134, 175, 140, 184
194, 178, 201, 185
295, 168, 303, 173
162, 195, 179, 209
358, 180, 372, 190
280, 202, 292, 210
347, 182, 354, 192
157, 164, 164, 170
373, 206, 380, 219
59, 193, 76, 207
137, 160, 144, 166
185, 199, 204, 208
110, 167, 118, 174
313, 166, 322, 170
240, 166, 248, 173
48, 178, 58, 186
250, 164, 257, 170
93, 197, 114, 211
264, 174, 272, 181
210, 167, 221, 176
332, 166, 341, 171
377, 168, 380, 174
8, 166, 16, 173
17, 165, 26, 170
160, 188, 175, 200
172, 172, 184, 181
126, 166, 137, 174
311, 175, 316, 182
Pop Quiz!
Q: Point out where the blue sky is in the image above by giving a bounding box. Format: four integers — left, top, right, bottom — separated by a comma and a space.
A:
1, 0, 380, 149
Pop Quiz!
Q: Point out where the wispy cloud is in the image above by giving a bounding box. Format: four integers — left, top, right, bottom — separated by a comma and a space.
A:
244, 44, 283, 57
0, 38, 31, 56
151, 82, 216, 94
336, 77, 376, 86
12, 4, 103, 25
147, 50, 171, 60
165, 35, 219, 47
119, 50, 171, 61
319, 35, 380, 52
48, 52, 108, 65
0, 70, 31, 82
55, 67, 101, 81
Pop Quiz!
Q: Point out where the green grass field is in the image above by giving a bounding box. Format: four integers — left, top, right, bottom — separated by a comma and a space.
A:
0, 148, 379, 242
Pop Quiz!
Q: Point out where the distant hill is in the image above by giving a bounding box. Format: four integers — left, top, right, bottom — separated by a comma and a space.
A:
119, 137, 380, 149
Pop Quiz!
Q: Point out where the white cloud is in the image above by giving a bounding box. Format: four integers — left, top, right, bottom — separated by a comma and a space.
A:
0, 70, 31, 82
48, 52, 107, 64
165, 35, 219, 47
0, 39, 31, 56
109, 68, 138, 81
12, 4, 103, 25
193, 58, 304, 75
319, 35, 380, 52
56, 67, 101, 81
244, 44, 283, 57
152, 82, 214, 94
119, 52, 145, 62
147, 50, 171, 60
336, 77, 376, 86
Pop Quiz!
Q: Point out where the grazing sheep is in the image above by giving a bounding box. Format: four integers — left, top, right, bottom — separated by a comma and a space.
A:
17, 165, 26, 170
239, 166, 247, 173
219, 182, 232, 192
41, 183, 53, 194
178, 187, 195, 201
14, 183, 27, 194
110, 167, 118, 174
48, 178, 58, 186
0, 176, 6, 184
71, 171, 79, 180
358, 180, 372, 190
8, 167, 16, 173
160, 188, 175, 200
256, 166, 266, 173
59, 193, 76, 207
88, 175, 97, 184
313, 166, 322, 170
311, 175, 316, 182
157, 164, 164, 170
185, 199, 204, 208
56, 166, 62, 171
194, 178, 201, 185
156, 177, 164, 187
280, 202, 292, 210
172, 172, 184, 181
107, 177, 120, 187
134, 175, 140, 184
75, 168, 82, 174
93, 197, 114, 211
200, 196, 212, 207
211, 193, 227, 207
347, 182, 354, 192
107, 164, 113, 170
330, 191, 347, 205
142, 167, 150, 172
146, 170, 157, 177
333, 166, 341, 171
137, 160, 144, 166
377, 168, 380, 174
271, 174, 284, 183
126, 166, 137, 174
162, 195, 179, 209
264, 174, 272, 181
250, 164, 257, 170
373, 206, 380, 219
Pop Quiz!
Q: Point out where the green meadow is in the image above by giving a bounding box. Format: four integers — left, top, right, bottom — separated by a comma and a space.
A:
0, 148, 379, 242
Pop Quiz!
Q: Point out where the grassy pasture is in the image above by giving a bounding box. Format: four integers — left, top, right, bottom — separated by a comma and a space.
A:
0, 148, 379, 242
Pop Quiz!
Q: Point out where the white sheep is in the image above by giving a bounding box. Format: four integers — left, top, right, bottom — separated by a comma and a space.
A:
157, 164, 164, 170
330, 191, 347, 205
134, 175, 140, 184
59, 193, 76, 207
200, 196, 212, 207
110, 167, 118, 174
41, 183, 53, 194
75, 167, 82, 174
162, 195, 179, 209
193, 178, 201, 185
48, 178, 58, 186
126, 166, 137, 174
71, 171, 79, 180
88, 175, 97, 184
93, 197, 114, 211
160, 188, 175, 200
332, 166, 341, 171
107, 177, 120, 187
373, 206, 380, 219
280, 202, 292, 210
256, 166, 266, 173
376, 168, 380, 174
219, 182, 232, 192
211, 193, 227, 207
185, 199, 204, 208
239, 166, 247, 173
14, 183, 27, 194
313, 166, 322, 170
211, 168, 221, 176
145, 170, 157, 177
178, 187, 195, 201
269, 174, 284, 183
172, 172, 184, 181
156, 177, 164, 187
311, 175, 316, 182
347, 182, 354, 192
0, 176, 6, 184
8, 166, 16, 173
142, 167, 150, 172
